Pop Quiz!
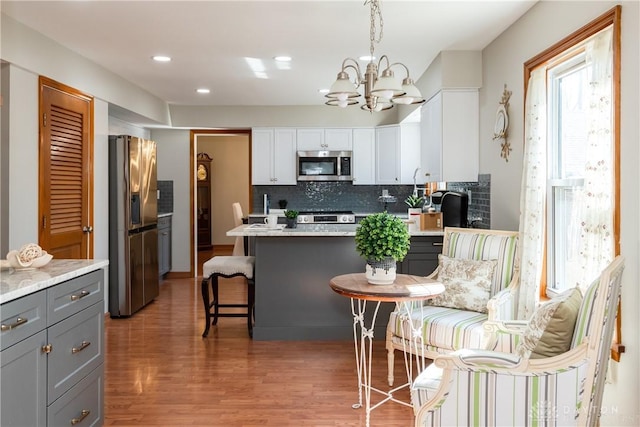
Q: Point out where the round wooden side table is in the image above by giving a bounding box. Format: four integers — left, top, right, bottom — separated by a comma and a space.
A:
329, 273, 444, 427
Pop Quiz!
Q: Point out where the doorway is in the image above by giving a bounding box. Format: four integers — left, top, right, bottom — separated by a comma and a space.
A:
190, 130, 251, 276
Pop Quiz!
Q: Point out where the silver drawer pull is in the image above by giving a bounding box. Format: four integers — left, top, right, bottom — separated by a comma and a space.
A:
1, 316, 28, 331
70, 409, 90, 425
72, 341, 91, 354
70, 290, 90, 301
432, 242, 443, 246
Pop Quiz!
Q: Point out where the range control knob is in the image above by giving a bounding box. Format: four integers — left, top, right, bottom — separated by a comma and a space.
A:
339, 215, 355, 223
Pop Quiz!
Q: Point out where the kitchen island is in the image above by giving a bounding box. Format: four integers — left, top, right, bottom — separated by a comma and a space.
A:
227, 224, 443, 340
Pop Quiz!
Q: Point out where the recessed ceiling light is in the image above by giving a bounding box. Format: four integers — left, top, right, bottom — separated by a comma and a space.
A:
274, 56, 292, 62
152, 55, 172, 62
196, 88, 210, 94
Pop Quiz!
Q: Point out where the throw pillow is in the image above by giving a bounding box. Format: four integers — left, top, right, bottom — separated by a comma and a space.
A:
516, 287, 583, 359
430, 255, 497, 313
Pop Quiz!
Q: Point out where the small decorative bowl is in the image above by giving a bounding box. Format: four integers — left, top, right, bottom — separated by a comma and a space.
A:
6, 250, 53, 270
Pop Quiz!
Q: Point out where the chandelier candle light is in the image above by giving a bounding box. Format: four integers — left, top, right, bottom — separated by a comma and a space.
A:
325, 0, 425, 112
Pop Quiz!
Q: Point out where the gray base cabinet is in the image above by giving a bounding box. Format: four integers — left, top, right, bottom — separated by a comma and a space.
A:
398, 235, 444, 277
0, 269, 105, 427
0, 330, 47, 426
158, 215, 172, 276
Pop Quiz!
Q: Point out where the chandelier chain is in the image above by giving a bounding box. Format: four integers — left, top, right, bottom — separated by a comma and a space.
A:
367, 0, 383, 59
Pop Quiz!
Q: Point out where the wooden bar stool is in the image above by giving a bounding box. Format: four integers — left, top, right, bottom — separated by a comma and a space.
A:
201, 256, 256, 338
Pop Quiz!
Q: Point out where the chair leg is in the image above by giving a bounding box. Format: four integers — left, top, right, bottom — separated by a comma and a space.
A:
212, 275, 220, 325
201, 277, 211, 338
247, 278, 255, 338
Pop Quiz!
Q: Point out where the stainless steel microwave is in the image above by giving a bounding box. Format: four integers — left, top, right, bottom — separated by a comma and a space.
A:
297, 150, 352, 181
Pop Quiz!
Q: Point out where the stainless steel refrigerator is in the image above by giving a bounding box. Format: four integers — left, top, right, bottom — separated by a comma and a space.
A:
108, 135, 159, 317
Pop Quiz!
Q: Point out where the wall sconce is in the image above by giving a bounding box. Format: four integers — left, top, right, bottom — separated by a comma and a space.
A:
493, 84, 512, 162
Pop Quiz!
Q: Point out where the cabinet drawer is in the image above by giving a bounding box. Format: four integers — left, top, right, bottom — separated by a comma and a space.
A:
47, 302, 104, 404
1, 290, 47, 351
47, 270, 103, 326
158, 215, 171, 228
47, 365, 103, 427
409, 237, 444, 253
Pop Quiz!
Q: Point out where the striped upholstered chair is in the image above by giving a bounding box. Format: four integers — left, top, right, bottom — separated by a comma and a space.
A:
386, 227, 520, 386
411, 255, 625, 427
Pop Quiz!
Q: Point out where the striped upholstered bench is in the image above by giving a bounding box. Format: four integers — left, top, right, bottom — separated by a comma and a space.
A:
385, 227, 519, 386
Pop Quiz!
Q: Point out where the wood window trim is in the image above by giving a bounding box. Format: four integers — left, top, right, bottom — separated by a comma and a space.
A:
523, 5, 623, 361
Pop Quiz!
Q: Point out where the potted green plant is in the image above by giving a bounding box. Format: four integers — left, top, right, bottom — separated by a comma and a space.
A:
355, 212, 410, 285
284, 209, 299, 228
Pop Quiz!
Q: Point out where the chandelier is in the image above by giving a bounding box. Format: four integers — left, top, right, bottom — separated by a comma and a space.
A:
325, 0, 425, 112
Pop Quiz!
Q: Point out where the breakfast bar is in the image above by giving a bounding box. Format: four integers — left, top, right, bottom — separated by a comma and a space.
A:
227, 223, 443, 340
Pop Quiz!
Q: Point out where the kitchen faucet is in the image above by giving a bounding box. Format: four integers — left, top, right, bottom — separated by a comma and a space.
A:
412, 167, 421, 197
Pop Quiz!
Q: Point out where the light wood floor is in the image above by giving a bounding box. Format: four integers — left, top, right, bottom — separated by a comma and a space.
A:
104, 249, 415, 426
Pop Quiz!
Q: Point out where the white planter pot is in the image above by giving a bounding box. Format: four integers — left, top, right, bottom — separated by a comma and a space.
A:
408, 208, 422, 232
365, 260, 397, 285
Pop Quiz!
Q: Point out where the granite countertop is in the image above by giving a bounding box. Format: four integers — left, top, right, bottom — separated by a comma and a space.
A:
0, 259, 109, 304
227, 224, 444, 237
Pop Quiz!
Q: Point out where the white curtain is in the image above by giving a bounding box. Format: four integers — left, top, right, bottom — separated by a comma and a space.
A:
575, 28, 614, 291
517, 68, 547, 320
517, 27, 614, 317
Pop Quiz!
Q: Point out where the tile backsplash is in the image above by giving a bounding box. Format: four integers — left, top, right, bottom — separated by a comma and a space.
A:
158, 180, 174, 214
252, 174, 491, 228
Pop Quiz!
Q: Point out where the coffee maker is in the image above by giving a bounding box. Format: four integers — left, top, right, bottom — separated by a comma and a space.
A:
430, 190, 469, 228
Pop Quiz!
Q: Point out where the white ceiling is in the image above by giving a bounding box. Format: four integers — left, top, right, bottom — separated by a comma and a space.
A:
2, 0, 537, 108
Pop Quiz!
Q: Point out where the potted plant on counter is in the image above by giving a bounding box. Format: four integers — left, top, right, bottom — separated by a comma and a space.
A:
284, 209, 299, 228
355, 212, 410, 285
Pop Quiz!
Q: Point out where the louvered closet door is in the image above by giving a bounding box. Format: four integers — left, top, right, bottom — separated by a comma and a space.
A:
39, 78, 93, 259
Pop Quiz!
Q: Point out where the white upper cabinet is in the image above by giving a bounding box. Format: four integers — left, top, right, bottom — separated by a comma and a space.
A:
297, 128, 352, 151
252, 128, 296, 185
324, 128, 352, 151
420, 90, 479, 182
375, 124, 421, 185
352, 128, 375, 185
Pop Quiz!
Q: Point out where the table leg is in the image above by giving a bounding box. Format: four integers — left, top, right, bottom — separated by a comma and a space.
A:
350, 298, 416, 426
349, 298, 381, 427
397, 301, 429, 404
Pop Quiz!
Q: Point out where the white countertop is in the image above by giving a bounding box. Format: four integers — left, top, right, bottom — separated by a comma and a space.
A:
0, 259, 109, 304
227, 224, 444, 237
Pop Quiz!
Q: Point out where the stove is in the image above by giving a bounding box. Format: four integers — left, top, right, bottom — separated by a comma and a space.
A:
297, 210, 355, 224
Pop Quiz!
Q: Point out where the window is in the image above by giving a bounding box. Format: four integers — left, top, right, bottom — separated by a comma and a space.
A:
547, 52, 591, 294
522, 6, 622, 359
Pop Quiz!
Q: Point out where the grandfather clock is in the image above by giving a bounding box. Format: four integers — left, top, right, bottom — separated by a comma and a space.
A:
197, 152, 213, 250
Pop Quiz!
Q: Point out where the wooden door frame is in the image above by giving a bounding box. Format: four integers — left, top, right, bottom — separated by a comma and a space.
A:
188, 129, 252, 277
38, 76, 94, 258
